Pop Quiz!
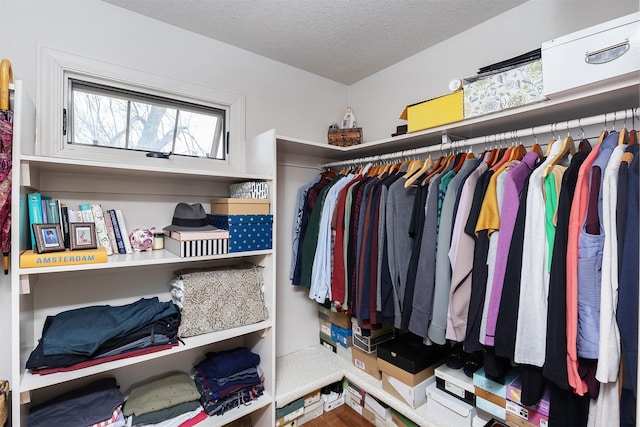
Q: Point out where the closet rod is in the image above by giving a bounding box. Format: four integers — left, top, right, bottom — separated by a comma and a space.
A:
321, 107, 638, 168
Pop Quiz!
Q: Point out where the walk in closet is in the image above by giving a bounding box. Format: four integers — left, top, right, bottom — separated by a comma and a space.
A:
1, 1, 639, 426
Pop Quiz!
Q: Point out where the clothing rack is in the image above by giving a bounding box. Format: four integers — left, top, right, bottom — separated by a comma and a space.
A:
321, 107, 639, 168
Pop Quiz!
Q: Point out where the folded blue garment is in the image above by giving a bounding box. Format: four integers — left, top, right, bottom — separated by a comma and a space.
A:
41, 297, 179, 356
196, 347, 260, 379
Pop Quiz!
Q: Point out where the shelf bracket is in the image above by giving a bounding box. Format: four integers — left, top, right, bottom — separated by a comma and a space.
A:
19, 274, 35, 294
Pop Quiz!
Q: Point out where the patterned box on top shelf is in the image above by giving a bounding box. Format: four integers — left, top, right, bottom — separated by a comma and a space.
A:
208, 214, 273, 253
230, 181, 270, 199
463, 59, 544, 119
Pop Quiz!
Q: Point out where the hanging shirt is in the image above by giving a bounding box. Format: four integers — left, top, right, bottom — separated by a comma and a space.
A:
576, 131, 618, 359
290, 175, 321, 279
484, 151, 538, 346
429, 159, 478, 345
514, 140, 565, 367
445, 162, 487, 342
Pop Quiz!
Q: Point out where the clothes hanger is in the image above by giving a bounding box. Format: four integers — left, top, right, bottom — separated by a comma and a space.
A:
545, 123, 558, 157
402, 157, 423, 180
529, 129, 543, 157
618, 111, 629, 145
404, 155, 433, 188
544, 132, 575, 178
420, 153, 448, 186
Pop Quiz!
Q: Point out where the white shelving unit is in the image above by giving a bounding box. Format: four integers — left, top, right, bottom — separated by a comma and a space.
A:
274, 76, 640, 423
9, 82, 277, 426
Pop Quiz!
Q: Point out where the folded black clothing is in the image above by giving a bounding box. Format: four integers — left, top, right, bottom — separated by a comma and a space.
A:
26, 311, 180, 370
476, 48, 541, 75
29, 377, 124, 427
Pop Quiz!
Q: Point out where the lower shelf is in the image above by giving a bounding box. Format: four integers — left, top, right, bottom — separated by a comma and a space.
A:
197, 392, 272, 427
275, 344, 453, 427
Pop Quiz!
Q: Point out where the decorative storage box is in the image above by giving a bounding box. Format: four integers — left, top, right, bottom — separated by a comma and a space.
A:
328, 127, 362, 147
210, 198, 270, 215
230, 181, 270, 199
542, 12, 639, 97
399, 90, 463, 133
463, 59, 544, 119
208, 214, 273, 253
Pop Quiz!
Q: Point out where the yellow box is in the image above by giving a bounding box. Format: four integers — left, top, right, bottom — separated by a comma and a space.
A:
210, 198, 270, 215
399, 90, 463, 133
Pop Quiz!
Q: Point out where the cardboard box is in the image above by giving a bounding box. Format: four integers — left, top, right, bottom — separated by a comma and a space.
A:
276, 397, 304, 426
352, 327, 395, 353
362, 405, 377, 424
352, 346, 382, 380
210, 198, 270, 215
320, 332, 337, 353
435, 364, 476, 406
303, 390, 321, 407
351, 317, 393, 338
506, 376, 550, 416
323, 394, 345, 412
275, 420, 297, 427
426, 381, 476, 427
476, 387, 506, 408
399, 90, 463, 133
542, 12, 640, 97
331, 323, 353, 348
505, 400, 548, 427
392, 410, 419, 427
375, 412, 397, 427
463, 59, 544, 119
473, 367, 520, 399
319, 318, 332, 338
377, 334, 449, 374
382, 372, 433, 409
208, 214, 273, 252
365, 393, 392, 420
330, 310, 352, 329
346, 392, 364, 416
505, 410, 548, 427
377, 357, 441, 387
476, 395, 507, 422
336, 342, 352, 361
297, 399, 323, 426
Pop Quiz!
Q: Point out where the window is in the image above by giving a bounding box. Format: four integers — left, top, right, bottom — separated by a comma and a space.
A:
68, 79, 226, 159
37, 46, 246, 173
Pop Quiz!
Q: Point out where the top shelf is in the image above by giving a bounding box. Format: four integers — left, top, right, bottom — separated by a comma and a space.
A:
277, 79, 639, 161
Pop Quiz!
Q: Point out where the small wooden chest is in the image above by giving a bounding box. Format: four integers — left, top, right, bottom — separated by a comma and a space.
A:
328, 127, 362, 147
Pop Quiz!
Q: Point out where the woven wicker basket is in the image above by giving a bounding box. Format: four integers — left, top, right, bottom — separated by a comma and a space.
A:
0, 380, 8, 427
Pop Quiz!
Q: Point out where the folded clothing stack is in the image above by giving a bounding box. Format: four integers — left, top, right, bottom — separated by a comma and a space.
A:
123, 372, 205, 427
194, 347, 265, 416
29, 377, 125, 427
25, 297, 181, 374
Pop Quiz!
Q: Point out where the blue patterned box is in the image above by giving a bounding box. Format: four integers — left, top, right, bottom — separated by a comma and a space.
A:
208, 214, 273, 253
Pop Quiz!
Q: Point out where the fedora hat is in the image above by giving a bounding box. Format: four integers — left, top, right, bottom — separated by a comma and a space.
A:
163, 202, 216, 232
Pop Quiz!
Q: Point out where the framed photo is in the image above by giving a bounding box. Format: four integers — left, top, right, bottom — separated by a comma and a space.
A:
33, 223, 65, 254
70, 222, 98, 250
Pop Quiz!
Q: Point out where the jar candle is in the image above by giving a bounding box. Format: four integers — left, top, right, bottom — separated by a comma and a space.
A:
153, 233, 164, 250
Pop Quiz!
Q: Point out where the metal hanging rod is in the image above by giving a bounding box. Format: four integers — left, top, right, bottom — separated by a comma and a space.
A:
321, 107, 638, 168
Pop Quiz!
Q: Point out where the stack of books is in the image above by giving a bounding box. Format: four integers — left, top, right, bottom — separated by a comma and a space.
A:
164, 228, 230, 257
27, 193, 133, 256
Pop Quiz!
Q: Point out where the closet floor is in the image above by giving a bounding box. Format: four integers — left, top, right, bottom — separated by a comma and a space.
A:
304, 404, 373, 427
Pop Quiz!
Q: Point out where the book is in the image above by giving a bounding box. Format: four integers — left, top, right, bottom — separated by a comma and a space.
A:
67, 208, 80, 223
103, 210, 120, 254
19, 247, 109, 268
169, 228, 230, 241
107, 209, 127, 254
90, 204, 114, 256
78, 203, 95, 223
60, 203, 71, 248
41, 199, 48, 223
115, 209, 133, 254
45, 199, 60, 225
164, 236, 229, 257
27, 193, 43, 248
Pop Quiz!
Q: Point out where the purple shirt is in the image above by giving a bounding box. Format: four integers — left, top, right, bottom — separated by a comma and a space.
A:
484, 151, 539, 345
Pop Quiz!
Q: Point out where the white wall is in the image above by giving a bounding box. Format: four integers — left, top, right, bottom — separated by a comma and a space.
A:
0, 0, 347, 143
348, 0, 640, 142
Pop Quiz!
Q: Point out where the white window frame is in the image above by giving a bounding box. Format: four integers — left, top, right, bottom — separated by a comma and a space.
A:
36, 45, 246, 173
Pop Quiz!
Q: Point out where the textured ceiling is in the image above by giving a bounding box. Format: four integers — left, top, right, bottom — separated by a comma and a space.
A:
102, 0, 527, 85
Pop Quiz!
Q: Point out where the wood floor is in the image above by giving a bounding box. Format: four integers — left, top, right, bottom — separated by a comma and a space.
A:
303, 404, 373, 427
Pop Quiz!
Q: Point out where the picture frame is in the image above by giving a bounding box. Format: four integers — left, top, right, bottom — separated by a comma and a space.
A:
70, 222, 98, 250
33, 223, 65, 254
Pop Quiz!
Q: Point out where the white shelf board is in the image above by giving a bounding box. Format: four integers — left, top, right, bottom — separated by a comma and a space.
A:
19, 320, 272, 393
20, 154, 273, 182
18, 249, 272, 275
276, 344, 454, 427
196, 392, 273, 426
277, 78, 639, 161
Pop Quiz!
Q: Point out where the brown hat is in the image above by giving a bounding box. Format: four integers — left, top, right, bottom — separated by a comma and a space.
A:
163, 202, 216, 232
